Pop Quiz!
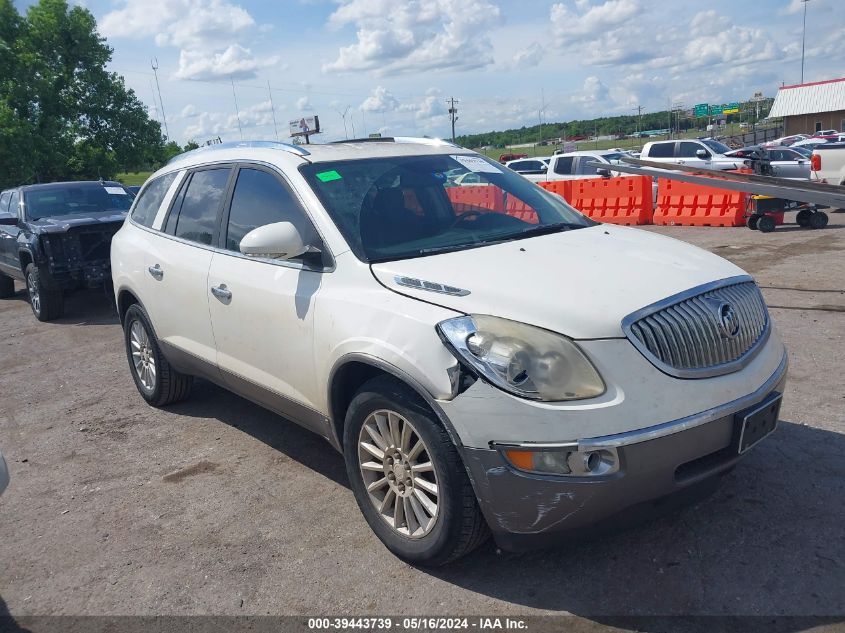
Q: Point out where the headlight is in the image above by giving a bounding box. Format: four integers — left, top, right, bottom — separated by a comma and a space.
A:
437, 315, 605, 401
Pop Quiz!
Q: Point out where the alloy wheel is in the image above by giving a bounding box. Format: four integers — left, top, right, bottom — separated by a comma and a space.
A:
129, 319, 157, 390
26, 272, 40, 315
358, 409, 440, 538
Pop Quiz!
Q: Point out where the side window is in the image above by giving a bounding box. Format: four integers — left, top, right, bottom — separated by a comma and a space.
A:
576, 157, 602, 175
647, 143, 674, 158
9, 191, 20, 218
678, 142, 705, 158
131, 172, 178, 228
225, 168, 319, 254
0, 191, 10, 214
169, 168, 231, 245
553, 157, 574, 175
815, 122, 822, 133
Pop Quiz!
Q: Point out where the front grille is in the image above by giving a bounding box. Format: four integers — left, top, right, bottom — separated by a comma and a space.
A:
623, 278, 770, 378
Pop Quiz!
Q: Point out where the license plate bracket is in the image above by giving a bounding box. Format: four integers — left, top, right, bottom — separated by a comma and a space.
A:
735, 392, 782, 454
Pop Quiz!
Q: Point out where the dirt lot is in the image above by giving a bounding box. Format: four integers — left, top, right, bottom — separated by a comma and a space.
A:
1, 213, 843, 625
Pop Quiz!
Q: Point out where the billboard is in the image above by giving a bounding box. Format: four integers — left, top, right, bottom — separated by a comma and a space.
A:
289, 115, 320, 137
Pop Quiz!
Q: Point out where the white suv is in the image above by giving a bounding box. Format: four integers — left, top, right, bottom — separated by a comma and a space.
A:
641, 138, 743, 170
112, 139, 787, 564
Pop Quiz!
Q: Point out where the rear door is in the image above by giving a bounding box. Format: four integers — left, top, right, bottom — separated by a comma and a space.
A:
144, 166, 234, 368
643, 141, 676, 164
207, 165, 329, 430
0, 191, 23, 277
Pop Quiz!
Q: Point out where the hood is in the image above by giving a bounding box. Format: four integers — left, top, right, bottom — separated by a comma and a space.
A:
371, 225, 746, 339
29, 210, 128, 234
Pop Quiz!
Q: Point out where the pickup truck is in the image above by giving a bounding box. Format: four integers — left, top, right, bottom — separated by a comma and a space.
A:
521, 150, 624, 183
0, 181, 133, 321
641, 139, 743, 171
811, 143, 845, 185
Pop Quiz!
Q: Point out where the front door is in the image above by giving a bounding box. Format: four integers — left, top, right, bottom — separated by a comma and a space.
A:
143, 166, 234, 369
207, 166, 328, 433
0, 191, 23, 278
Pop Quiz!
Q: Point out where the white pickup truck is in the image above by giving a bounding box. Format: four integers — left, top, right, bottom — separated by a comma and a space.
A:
521, 150, 625, 183
811, 143, 845, 185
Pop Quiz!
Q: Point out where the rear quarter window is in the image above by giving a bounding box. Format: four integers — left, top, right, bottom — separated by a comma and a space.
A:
131, 172, 178, 228
646, 143, 674, 158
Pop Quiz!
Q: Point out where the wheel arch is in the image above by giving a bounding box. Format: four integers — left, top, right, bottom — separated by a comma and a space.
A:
116, 286, 144, 325
18, 249, 33, 271
327, 354, 464, 453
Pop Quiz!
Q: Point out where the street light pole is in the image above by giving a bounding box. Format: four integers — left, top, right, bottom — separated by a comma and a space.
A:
801, 0, 810, 84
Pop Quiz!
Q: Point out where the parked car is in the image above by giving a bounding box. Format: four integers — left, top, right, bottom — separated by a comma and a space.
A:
126, 185, 141, 196
0, 448, 8, 496
765, 134, 809, 147
505, 157, 549, 175
724, 146, 811, 179
112, 138, 787, 564
522, 150, 624, 182
0, 181, 133, 320
811, 142, 845, 185
640, 139, 743, 170
498, 152, 528, 163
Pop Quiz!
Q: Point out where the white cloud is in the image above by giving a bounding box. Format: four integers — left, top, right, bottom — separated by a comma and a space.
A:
180, 104, 201, 118
296, 96, 313, 111
513, 42, 544, 68
360, 86, 400, 112
550, 0, 639, 43
173, 44, 277, 80
101, 0, 255, 49
231, 100, 277, 129
323, 0, 501, 75
573, 76, 610, 105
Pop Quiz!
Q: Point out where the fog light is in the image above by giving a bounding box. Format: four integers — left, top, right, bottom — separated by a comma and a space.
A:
568, 449, 617, 475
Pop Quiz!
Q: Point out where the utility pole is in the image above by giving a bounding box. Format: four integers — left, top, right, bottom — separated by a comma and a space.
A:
150, 57, 169, 139
267, 81, 279, 141
633, 105, 643, 148
231, 77, 243, 140
447, 97, 459, 143
800, 0, 810, 83
538, 89, 547, 148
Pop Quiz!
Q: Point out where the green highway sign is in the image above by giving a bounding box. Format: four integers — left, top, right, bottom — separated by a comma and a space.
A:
723, 102, 740, 114
710, 104, 724, 115
694, 103, 709, 117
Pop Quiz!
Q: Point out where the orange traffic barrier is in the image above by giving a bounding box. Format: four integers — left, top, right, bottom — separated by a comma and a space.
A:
446, 185, 504, 213
653, 178, 746, 227
538, 180, 571, 199
566, 176, 653, 225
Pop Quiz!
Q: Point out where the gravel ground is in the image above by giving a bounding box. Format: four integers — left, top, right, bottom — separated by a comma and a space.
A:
0, 213, 843, 626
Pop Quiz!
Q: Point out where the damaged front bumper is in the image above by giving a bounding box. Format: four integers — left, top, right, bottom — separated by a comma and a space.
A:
40, 224, 122, 289
459, 351, 788, 552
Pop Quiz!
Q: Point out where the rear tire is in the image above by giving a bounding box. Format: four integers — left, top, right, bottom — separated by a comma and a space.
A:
809, 211, 829, 229
123, 303, 193, 406
25, 264, 63, 321
343, 376, 488, 566
757, 215, 776, 233
745, 215, 759, 230
0, 274, 13, 299
796, 209, 812, 227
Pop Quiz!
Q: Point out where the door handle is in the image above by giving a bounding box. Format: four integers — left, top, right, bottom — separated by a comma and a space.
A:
148, 264, 164, 280
211, 284, 232, 301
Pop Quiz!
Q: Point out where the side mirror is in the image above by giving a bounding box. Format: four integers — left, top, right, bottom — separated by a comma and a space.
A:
695, 149, 709, 159
239, 222, 310, 260
0, 212, 17, 226
596, 168, 612, 178
540, 165, 548, 173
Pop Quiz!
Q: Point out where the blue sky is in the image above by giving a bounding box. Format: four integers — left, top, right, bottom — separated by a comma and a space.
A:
16, 0, 845, 144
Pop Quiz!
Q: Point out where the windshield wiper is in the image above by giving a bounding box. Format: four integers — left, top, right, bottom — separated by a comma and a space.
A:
515, 222, 580, 238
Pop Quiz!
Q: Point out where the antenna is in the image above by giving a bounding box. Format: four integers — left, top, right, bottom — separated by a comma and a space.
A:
267, 81, 279, 141
150, 57, 169, 139
334, 105, 350, 139
231, 77, 243, 140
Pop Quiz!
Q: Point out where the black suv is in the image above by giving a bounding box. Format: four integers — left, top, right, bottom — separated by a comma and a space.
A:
0, 181, 133, 321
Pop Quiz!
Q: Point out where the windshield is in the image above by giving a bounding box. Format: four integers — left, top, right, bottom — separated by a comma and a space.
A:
23, 183, 132, 220
702, 139, 731, 155
300, 153, 593, 263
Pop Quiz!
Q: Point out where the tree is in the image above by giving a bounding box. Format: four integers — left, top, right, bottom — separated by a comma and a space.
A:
184, 140, 200, 151
0, 0, 165, 188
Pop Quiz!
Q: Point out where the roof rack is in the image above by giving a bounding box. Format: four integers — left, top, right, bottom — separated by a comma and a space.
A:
329, 136, 458, 148
167, 140, 310, 165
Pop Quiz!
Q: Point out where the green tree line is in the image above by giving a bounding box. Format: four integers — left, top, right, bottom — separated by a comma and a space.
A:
0, 0, 181, 188
455, 99, 774, 149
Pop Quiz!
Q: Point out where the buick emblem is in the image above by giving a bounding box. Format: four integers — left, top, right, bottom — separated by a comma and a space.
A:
715, 301, 740, 339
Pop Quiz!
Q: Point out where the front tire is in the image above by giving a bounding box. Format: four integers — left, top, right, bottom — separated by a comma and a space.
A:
343, 376, 488, 565
25, 264, 63, 321
809, 211, 829, 229
757, 215, 776, 233
123, 304, 193, 406
796, 209, 812, 227
745, 215, 759, 230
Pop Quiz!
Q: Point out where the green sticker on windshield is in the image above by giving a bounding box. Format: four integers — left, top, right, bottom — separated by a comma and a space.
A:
316, 170, 342, 182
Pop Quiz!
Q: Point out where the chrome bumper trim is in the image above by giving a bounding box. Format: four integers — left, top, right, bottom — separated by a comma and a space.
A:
495, 350, 788, 452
